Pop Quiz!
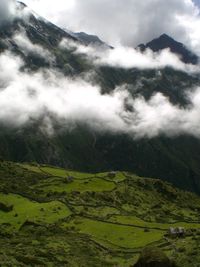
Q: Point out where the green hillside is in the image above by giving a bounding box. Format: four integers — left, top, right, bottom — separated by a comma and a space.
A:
1, 160, 200, 266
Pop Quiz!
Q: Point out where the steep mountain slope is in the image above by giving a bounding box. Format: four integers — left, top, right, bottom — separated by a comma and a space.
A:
1, 3, 200, 193
65, 29, 111, 47
74, 31, 107, 45
138, 33, 198, 64
0, 2, 88, 74
1, 161, 200, 266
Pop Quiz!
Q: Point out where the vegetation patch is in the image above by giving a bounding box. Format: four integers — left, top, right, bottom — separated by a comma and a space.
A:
34, 177, 116, 194
1, 161, 200, 266
0, 193, 71, 232
63, 217, 165, 249
108, 215, 200, 230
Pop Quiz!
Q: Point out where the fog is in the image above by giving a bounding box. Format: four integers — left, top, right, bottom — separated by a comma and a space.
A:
60, 38, 199, 72
1, 48, 200, 139
0, 3, 200, 139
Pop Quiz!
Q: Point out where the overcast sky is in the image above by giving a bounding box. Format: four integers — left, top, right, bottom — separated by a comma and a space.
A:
194, 0, 200, 5
22, 0, 200, 54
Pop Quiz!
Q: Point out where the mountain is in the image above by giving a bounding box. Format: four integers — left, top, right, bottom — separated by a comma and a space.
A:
74, 31, 107, 45
2, 5, 200, 266
138, 33, 199, 64
65, 29, 112, 48
0, 2, 86, 73
1, 160, 200, 266
1, 4, 200, 194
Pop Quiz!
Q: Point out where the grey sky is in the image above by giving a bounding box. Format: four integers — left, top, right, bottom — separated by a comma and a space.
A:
21, 0, 200, 55
193, 0, 200, 6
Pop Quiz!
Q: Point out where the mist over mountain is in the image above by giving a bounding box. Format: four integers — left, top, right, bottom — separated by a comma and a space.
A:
2, 2, 200, 266
64, 29, 112, 48
22, 0, 200, 56
0, 1, 200, 195
138, 33, 199, 65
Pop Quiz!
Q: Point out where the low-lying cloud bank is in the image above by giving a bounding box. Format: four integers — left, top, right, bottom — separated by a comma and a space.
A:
0, 2, 200, 140
13, 32, 54, 62
60, 39, 199, 72
1, 50, 200, 139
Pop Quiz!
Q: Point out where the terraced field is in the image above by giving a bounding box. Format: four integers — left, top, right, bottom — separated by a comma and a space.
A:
0, 193, 71, 232
1, 161, 200, 266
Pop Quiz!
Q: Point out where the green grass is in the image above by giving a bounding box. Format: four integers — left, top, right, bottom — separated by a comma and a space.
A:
63, 217, 165, 249
108, 215, 200, 230
0, 193, 71, 231
21, 164, 43, 174
23, 164, 96, 179
35, 178, 116, 194
66, 170, 96, 179
2, 161, 200, 266
22, 164, 127, 182
95, 172, 127, 182
73, 205, 121, 218
41, 166, 71, 177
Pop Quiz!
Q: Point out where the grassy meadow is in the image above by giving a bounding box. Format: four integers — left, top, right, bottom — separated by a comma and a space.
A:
0, 161, 200, 266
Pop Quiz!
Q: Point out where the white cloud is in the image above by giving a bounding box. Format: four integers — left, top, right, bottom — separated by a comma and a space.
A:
0, 0, 16, 24
1, 51, 200, 139
0, 52, 129, 131
22, 0, 200, 55
22, 0, 75, 25
60, 38, 199, 72
13, 31, 54, 62
0, 0, 32, 25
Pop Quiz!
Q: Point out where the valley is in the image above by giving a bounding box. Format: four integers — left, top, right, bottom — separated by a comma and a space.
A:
1, 1, 200, 266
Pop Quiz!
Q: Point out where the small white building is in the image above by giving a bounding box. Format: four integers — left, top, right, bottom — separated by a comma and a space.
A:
169, 227, 185, 237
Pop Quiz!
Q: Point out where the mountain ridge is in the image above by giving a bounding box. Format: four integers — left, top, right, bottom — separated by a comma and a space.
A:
1, 3, 200, 267
0, 5, 200, 194
64, 29, 112, 48
138, 33, 199, 64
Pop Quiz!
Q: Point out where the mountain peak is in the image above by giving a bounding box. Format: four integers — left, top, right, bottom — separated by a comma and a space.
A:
159, 33, 173, 40
138, 33, 198, 65
148, 33, 182, 48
